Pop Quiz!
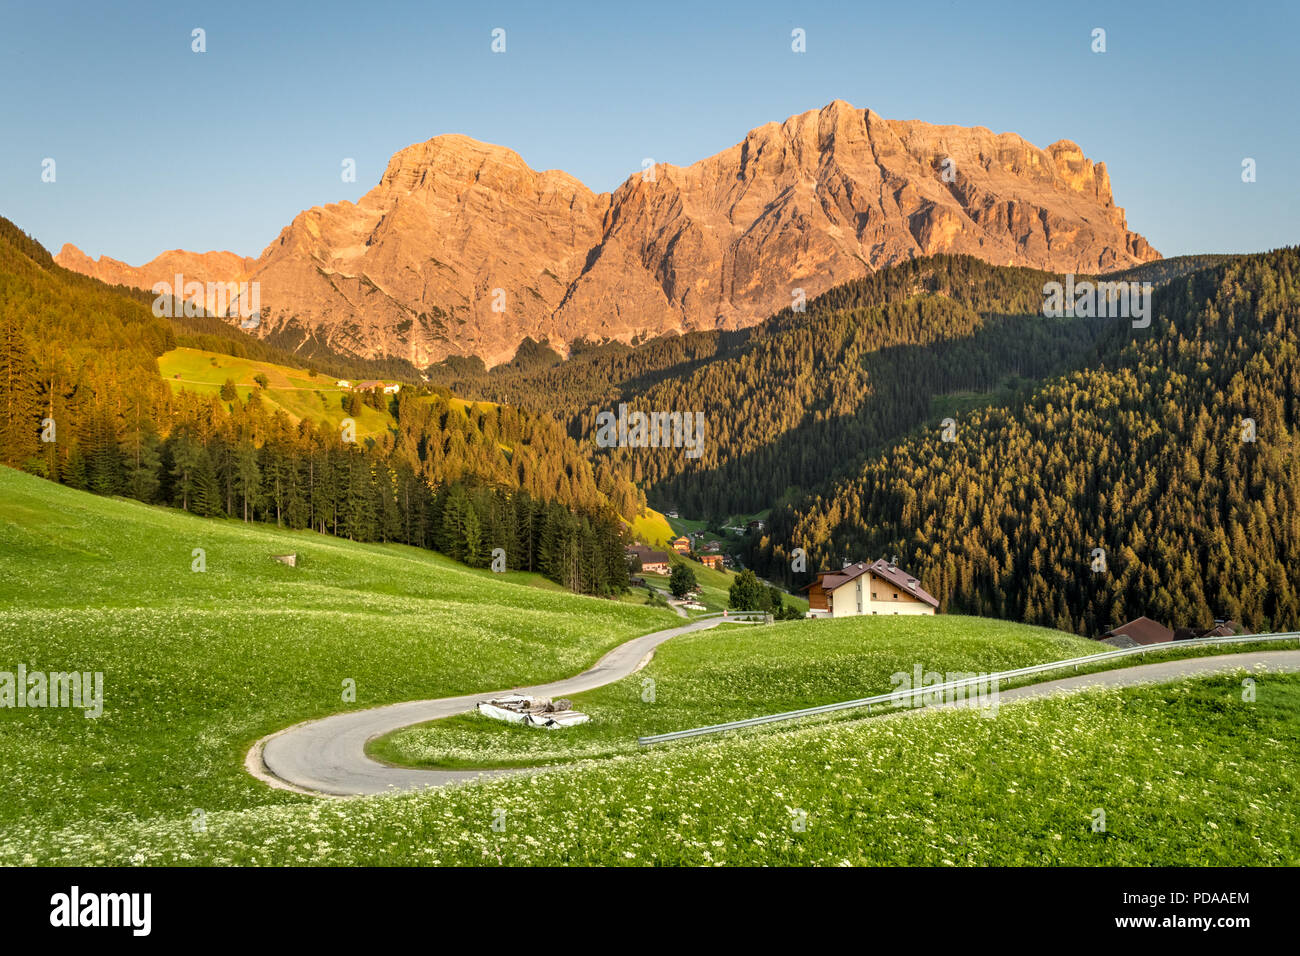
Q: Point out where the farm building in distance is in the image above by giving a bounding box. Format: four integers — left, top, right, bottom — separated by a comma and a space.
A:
670, 535, 692, 554
338, 379, 399, 393
1101, 616, 1173, 646
802, 559, 938, 618
699, 554, 724, 571
1101, 616, 1252, 648
626, 545, 670, 575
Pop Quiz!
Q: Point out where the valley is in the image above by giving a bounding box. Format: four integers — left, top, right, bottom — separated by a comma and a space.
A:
2, 5, 1297, 881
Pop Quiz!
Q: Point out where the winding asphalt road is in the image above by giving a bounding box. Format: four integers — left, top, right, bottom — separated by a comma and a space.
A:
253, 616, 724, 796
250, 630, 1300, 797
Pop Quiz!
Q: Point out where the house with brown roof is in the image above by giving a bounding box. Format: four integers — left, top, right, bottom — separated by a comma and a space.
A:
669, 535, 692, 554
1102, 616, 1174, 646
625, 545, 670, 575
699, 554, 724, 571
1102, 616, 1251, 647
801, 559, 939, 618
1199, 619, 1251, 638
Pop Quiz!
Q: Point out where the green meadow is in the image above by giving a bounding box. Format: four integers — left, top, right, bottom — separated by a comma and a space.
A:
11, 673, 1299, 866
372, 615, 1098, 769
0, 466, 675, 833
2, 465, 1296, 866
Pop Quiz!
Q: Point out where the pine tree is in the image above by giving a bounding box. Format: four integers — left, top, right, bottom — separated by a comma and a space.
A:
0, 313, 41, 467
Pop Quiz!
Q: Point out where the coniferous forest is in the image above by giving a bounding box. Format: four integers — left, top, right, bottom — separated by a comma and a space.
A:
433, 249, 1300, 636
743, 250, 1300, 635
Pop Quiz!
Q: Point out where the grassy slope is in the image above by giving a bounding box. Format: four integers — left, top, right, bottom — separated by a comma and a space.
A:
371, 615, 1098, 769
159, 347, 508, 445
158, 347, 396, 437
629, 508, 675, 548
12, 673, 1298, 865
0, 466, 676, 832
3, 469, 1295, 866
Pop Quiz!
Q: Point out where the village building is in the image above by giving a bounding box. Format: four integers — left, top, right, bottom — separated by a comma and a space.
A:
802, 559, 938, 618
1199, 619, 1250, 638
625, 545, 671, 575
670, 535, 692, 554
699, 554, 724, 571
1102, 616, 1251, 647
1101, 616, 1174, 647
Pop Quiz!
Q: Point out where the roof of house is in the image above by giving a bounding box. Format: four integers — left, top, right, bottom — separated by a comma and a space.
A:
1199, 619, 1250, 638
805, 561, 871, 592
865, 559, 940, 608
626, 544, 670, 565
1104, 616, 1174, 645
801, 559, 939, 609
1100, 634, 1141, 649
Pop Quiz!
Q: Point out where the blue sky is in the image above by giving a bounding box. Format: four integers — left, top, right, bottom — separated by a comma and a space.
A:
1, 0, 1295, 263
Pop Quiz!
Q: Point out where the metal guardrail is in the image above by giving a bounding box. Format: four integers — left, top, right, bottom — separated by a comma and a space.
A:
720, 610, 771, 622
637, 630, 1300, 745
684, 610, 770, 624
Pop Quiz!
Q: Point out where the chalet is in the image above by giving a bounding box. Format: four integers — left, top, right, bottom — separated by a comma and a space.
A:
383, 383, 401, 395
699, 554, 724, 571
626, 545, 670, 575
802, 559, 938, 618
355, 380, 384, 391
670, 535, 692, 554
336, 380, 351, 388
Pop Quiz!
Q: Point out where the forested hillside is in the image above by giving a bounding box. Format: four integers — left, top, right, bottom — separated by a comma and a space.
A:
590, 266, 1105, 516
436, 256, 1121, 516
0, 217, 643, 594
747, 249, 1300, 635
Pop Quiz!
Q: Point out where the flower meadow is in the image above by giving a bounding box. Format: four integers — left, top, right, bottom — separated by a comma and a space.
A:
4, 674, 1297, 866
2, 467, 1296, 866
372, 614, 1102, 769
0, 467, 673, 835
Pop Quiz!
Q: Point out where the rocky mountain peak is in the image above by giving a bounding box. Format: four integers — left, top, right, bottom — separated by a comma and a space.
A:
55, 100, 1160, 368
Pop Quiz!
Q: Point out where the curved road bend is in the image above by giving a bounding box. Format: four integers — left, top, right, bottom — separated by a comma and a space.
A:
255, 639, 1300, 798
256, 616, 723, 796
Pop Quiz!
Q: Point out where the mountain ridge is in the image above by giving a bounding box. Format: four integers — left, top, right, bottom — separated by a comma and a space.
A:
55, 99, 1160, 367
